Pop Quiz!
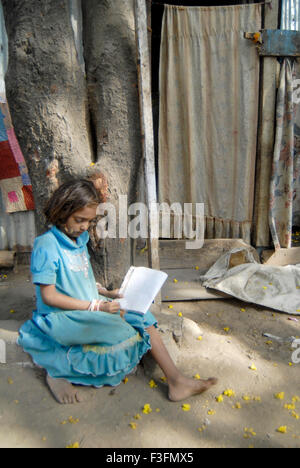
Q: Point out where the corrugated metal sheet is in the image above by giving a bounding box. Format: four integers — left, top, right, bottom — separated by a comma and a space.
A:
281, 0, 300, 31
0, 191, 36, 251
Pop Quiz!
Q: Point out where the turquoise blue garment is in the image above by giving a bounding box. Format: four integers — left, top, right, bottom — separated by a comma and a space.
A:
18, 226, 157, 387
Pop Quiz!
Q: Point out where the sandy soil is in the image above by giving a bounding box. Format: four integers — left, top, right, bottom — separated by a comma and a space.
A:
0, 266, 300, 449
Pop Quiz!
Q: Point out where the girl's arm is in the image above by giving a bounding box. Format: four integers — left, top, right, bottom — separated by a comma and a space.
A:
96, 283, 122, 300
40, 284, 91, 311
40, 284, 122, 314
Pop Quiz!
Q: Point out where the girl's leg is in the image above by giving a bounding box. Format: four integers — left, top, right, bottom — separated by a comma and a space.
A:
146, 325, 218, 401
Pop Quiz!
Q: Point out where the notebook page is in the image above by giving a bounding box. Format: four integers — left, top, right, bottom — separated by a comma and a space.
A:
119, 267, 168, 314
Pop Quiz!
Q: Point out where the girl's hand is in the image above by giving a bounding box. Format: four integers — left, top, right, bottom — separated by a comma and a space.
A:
96, 283, 123, 300
109, 289, 123, 300
88, 299, 126, 318
99, 300, 121, 314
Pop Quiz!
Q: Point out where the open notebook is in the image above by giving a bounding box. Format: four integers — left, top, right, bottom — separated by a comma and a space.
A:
118, 266, 168, 314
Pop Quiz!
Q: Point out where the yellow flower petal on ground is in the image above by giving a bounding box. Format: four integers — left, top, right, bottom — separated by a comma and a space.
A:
223, 389, 235, 398
216, 395, 224, 403
284, 403, 296, 410
197, 336, 203, 341
142, 404, 152, 414
9, 309, 15, 314
149, 379, 158, 388
249, 364, 257, 371
173, 278, 178, 283
253, 396, 261, 402
242, 395, 251, 401
66, 442, 80, 448
68, 416, 79, 424
193, 373, 201, 380
198, 424, 207, 433
182, 404, 191, 411
134, 413, 141, 420
244, 427, 256, 437
160, 376, 167, 382
123, 377, 129, 384
292, 395, 300, 402
274, 392, 285, 400
129, 422, 137, 430
178, 312, 183, 317
155, 408, 160, 412
277, 426, 287, 434
195, 266, 199, 270
207, 409, 216, 415
168, 305, 173, 309
266, 340, 273, 345
241, 308, 246, 312
7, 378, 13, 385
235, 402, 242, 409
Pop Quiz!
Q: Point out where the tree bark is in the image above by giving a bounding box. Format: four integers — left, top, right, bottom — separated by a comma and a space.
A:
2, 0, 142, 287
2, 0, 93, 231
82, 0, 142, 287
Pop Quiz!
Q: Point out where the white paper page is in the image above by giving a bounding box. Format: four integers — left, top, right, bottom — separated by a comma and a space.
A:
119, 267, 168, 314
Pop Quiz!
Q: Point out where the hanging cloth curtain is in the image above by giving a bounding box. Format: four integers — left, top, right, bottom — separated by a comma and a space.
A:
269, 58, 300, 249
0, 1, 34, 213
158, 4, 261, 244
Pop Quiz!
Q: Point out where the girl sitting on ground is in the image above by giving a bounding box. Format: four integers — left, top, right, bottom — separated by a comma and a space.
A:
18, 179, 217, 404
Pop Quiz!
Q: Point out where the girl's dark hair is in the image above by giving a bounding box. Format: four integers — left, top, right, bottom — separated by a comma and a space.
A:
44, 179, 101, 226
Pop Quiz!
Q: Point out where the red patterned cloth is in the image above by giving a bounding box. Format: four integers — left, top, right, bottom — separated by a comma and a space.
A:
0, 102, 34, 213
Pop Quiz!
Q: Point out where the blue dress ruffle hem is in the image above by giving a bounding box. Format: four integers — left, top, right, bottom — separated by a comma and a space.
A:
18, 308, 157, 388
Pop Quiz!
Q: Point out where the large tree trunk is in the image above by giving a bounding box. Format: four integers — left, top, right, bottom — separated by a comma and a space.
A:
82, 0, 142, 287
2, 0, 93, 230
2, 0, 142, 287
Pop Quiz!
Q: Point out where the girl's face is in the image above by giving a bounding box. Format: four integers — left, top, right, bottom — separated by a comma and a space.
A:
63, 204, 98, 240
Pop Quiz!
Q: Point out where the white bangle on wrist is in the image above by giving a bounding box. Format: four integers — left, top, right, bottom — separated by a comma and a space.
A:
88, 299, 104, 312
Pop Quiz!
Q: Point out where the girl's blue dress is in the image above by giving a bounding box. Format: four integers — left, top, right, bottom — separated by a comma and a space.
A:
17, 226, 157, 387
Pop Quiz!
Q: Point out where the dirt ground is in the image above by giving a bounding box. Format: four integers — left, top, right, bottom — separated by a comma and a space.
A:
0, 265, 300, 449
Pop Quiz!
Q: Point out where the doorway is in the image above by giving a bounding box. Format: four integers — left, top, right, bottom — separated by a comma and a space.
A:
150, 1, 264, 247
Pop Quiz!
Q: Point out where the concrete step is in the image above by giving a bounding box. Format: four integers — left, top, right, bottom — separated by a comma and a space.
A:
0, 320, 34, 367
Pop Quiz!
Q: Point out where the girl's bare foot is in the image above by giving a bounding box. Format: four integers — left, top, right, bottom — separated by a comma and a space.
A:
46, 374, 84, 404
168, 376, 218, 402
